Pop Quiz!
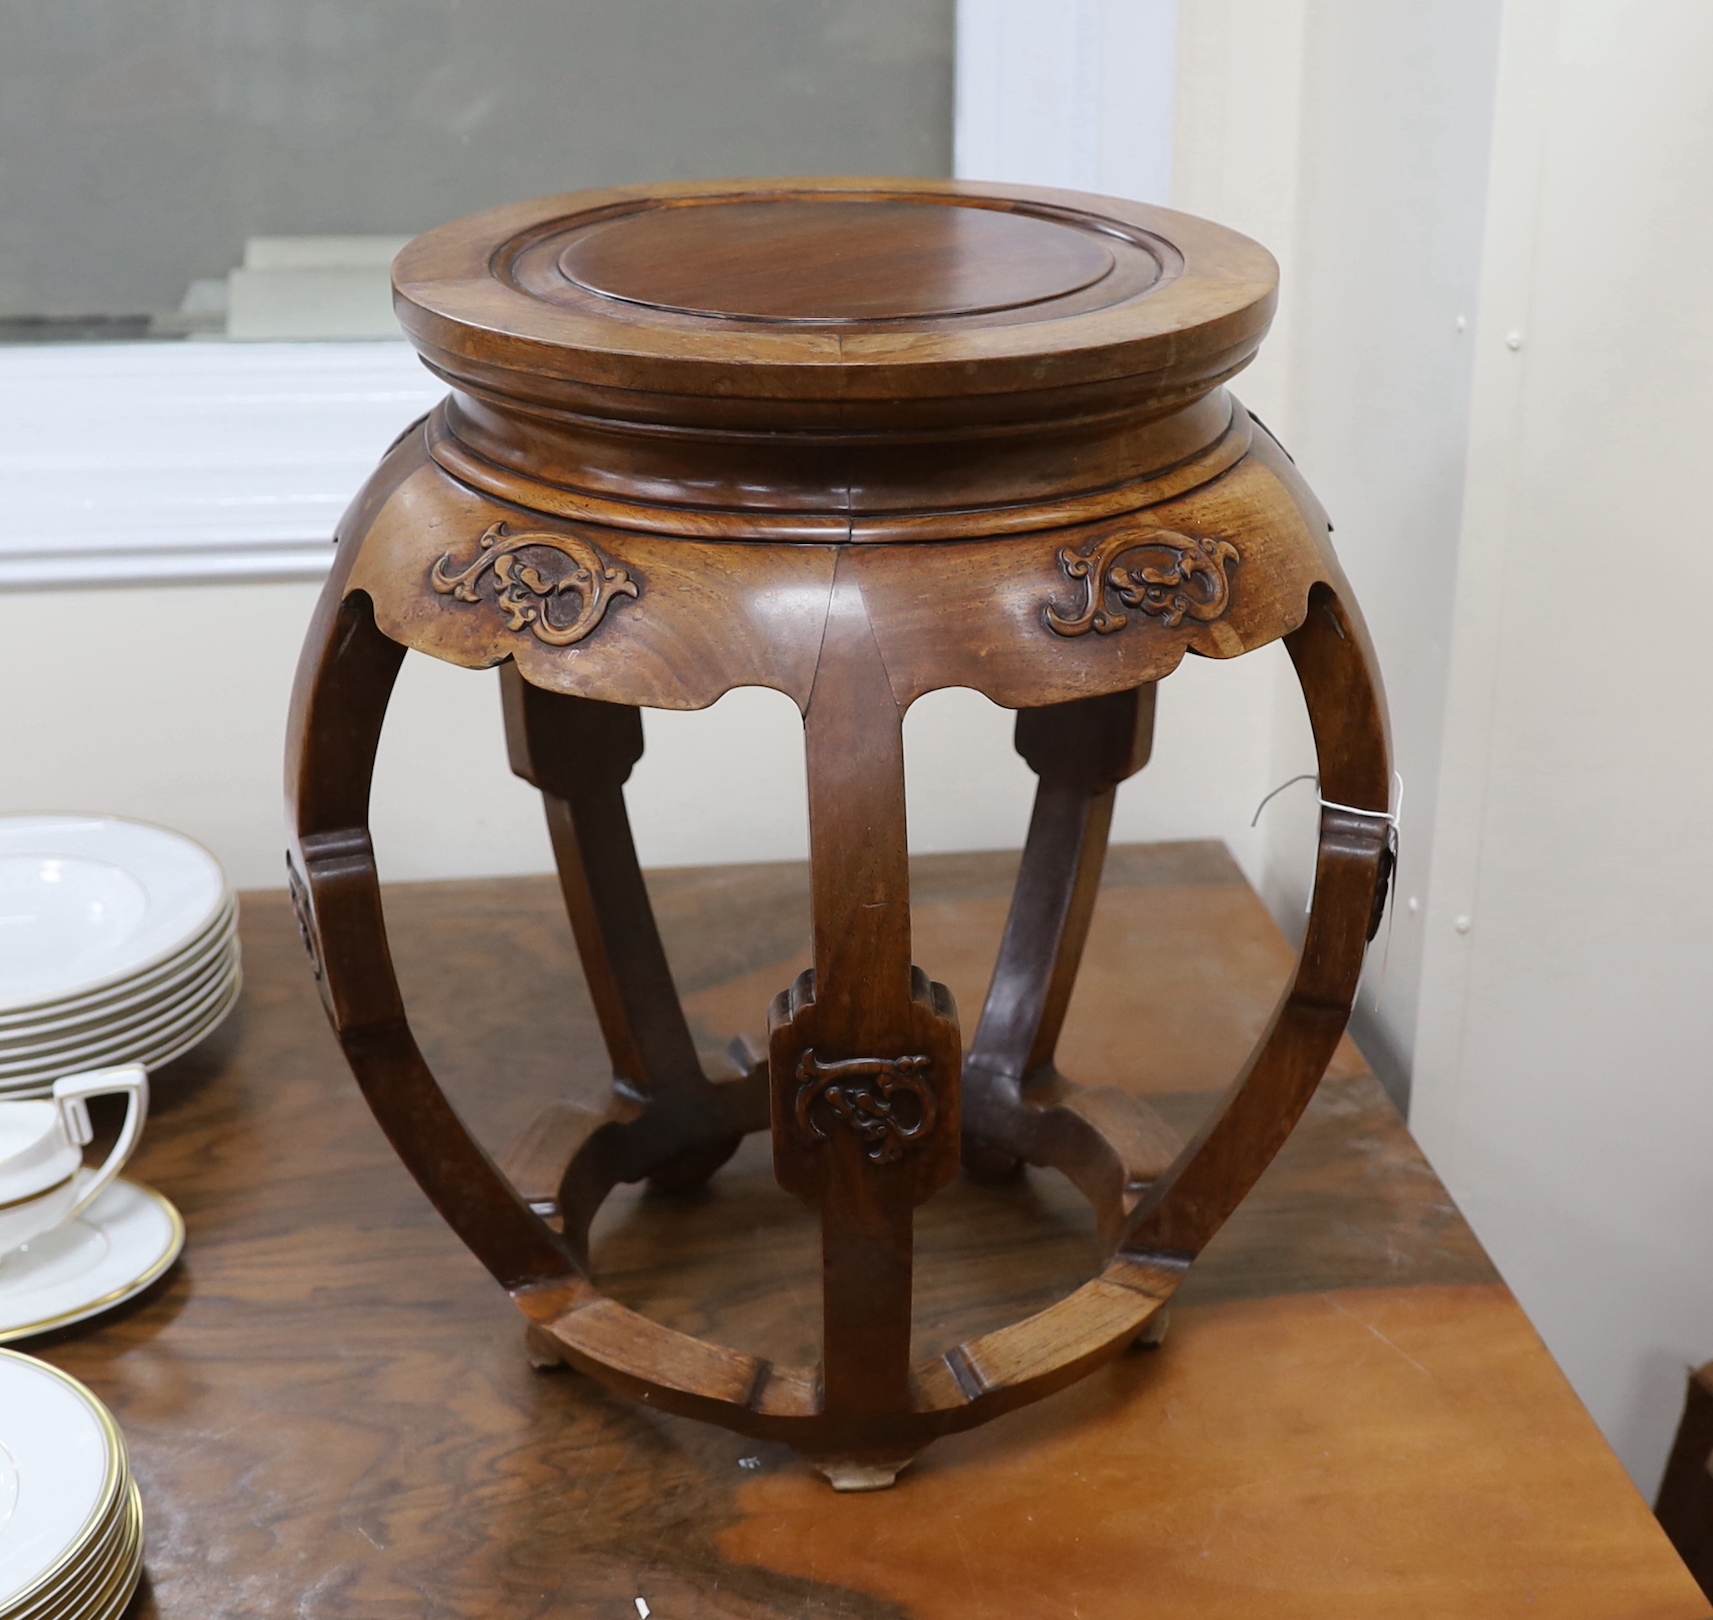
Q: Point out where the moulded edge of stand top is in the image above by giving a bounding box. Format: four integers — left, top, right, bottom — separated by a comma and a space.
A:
390, 178, 1279, 407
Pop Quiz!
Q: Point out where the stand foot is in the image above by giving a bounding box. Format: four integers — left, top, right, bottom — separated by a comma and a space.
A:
525, 1324, 572, 1370
808, 1453, 916, 1492
645, 1134, 743, 1193
1132, 1309, 1170, 1351
961, 1134, 1025, 1183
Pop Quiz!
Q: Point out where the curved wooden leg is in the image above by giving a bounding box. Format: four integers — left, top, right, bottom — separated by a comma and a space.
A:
288, 588, 578, 1296
499, 666, 754, 1222
1118, 581, 1393, 1262
899, 580, 1393, 1439
290, 444, 1395, 1472
768, 561, 960, 1484
962, 686, 1182, 1246
970, 686, 1155, 1097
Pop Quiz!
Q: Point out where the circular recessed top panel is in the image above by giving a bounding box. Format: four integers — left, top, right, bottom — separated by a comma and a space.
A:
392, 179, 1279, 413
558, 199, 1123, 324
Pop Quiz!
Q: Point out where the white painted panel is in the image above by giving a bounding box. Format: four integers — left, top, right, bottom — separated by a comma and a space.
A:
951, 0, 1282, 905
0, 342, 444, 587
1413, 0, 1713, 1496
955, 0, 1177, 201
1260, 0, 1502, 1096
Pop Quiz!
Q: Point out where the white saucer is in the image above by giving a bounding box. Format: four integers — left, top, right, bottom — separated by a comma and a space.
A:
0, 1182, 184, 1343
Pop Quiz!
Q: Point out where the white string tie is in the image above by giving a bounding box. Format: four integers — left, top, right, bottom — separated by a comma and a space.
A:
1251, 772, 1404, 1008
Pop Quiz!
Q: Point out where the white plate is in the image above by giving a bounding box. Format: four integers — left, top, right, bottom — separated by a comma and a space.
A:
0, 818, 226, 1013
84, 1502, 143, 1620
6, 1477, 134, 1620
82, 1486, 144, 1620
0, 969, 240, 1099
0, 898, 236, 1037
0, 959, 239, 1082
10, 1481, 142, 1620
0, 938, 237, 1063
0, 1182, 184, 1344
0, 1351, 122, 1610
0, 935, 238, 1066
0, 893, 234, 1032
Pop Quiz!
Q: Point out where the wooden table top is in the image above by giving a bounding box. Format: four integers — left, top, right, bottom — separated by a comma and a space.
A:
33, 842, 1704, 1618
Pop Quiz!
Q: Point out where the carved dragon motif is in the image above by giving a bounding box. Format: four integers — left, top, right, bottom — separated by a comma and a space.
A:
1046, 526, 1240, 637
794, 1052, 936, 1165
430, 522, 638, 647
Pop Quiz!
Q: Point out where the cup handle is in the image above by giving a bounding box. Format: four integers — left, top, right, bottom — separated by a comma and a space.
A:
53, 1065, 150, 1224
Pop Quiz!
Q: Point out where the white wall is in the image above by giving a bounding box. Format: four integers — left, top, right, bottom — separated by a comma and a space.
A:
1185, 1, 1504, 1100
1166, 0, 1713, 1501
0, 581, 530, 890
1170, 0, 1308, 430
954, 0, 1177, 202
960, 1, 1502, 1035
1279, 2, 1502, 1094
1167, 0, 1320, 949
1411, 0, 1713, 1497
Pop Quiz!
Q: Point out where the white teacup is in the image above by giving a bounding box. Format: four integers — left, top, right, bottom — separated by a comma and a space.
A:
0, 1066, 149, 1256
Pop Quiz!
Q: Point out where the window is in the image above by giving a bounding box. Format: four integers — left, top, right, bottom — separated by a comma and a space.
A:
0, 1, 952, 583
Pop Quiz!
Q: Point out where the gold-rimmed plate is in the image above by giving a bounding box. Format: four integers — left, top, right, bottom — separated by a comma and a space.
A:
20, 1480, 141, 1620
6, 1477, 135, 1620
0, 1352, 125, 1616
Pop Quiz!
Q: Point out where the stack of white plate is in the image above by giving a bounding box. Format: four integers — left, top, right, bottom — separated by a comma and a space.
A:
0, 1350, 143, 1620
0, 817, 239, 1098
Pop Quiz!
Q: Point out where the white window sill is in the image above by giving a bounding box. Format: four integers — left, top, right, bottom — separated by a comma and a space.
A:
0, 341, 445, 590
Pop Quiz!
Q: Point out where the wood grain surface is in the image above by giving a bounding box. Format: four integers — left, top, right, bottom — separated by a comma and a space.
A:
30, 843, 1704, 1618
393, 179, 1276, 410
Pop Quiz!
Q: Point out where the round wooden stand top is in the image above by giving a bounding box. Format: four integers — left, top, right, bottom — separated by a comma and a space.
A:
386, 180, 1280, 550
395, 178, 1276, 413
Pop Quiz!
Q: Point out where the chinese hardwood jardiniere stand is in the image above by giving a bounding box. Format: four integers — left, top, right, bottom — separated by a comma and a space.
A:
286, 178, 1394, 1490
